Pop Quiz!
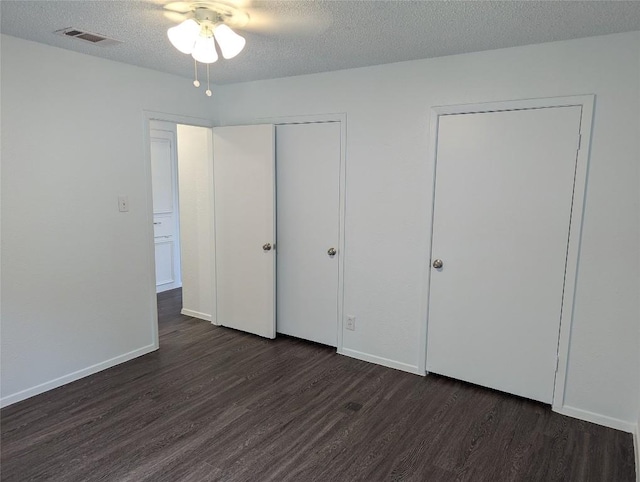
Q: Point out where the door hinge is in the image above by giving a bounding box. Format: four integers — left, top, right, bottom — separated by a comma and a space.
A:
577, 133, 582, 152
555, 355, 560, 373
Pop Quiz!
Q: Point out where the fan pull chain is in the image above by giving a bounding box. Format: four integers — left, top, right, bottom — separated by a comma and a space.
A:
206, 64, 212, 97
193, 59, 200, 88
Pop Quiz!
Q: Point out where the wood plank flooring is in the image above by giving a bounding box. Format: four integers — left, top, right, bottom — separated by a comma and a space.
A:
1, 288, 636, 481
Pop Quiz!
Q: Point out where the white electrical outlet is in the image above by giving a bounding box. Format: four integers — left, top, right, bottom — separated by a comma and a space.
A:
346, 315, 356, 331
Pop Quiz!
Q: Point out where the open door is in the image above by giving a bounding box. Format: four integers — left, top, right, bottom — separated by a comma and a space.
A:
213, 125, 276, 338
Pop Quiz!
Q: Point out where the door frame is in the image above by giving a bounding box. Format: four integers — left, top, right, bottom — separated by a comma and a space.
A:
253, 113, 347, 353
420, 95, 595, 411
142, 111, 215, 348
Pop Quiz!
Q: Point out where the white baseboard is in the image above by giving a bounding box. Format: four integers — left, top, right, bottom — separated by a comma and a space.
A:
0, 343, 158, 408
180, 308, 212, 322
554, 405, 636, 433
338, 347, 424, 376
156, 282, 181, 293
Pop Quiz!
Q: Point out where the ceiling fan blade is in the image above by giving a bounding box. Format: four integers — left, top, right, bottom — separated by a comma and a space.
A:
242, 7, 333, 37
163, 10, 189, 23
164, 1, 194, 14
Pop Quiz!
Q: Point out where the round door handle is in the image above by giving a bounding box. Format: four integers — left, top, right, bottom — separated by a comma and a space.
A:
327, 248, 337, 256
263, 243, 272, 251
432, 259, 443, 269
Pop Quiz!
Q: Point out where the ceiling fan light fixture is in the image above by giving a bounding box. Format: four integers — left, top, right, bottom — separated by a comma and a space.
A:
213, 24, 246, 59
191, 34, 218, 64
167, 18, 200, 54
167, 5, 247, 97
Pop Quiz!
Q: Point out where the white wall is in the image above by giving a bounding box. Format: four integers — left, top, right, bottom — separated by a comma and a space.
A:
177, 125, 215, 322
0, 35, 217, 406
216, 32, 640, 428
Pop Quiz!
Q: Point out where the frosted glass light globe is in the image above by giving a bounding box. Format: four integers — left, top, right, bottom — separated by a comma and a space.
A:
192, 35, 218, 64
167, 19, 200, 54
213, 24, 246, 59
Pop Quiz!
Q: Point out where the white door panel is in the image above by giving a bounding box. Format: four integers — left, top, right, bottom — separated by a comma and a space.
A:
152, 217, 173, 237
154, 241, 174, 285
426, 106, 582, 403
150, 129, 181, 293
150, 138, 174, 214
276, 123, 341, 346
213, 125, 276, 339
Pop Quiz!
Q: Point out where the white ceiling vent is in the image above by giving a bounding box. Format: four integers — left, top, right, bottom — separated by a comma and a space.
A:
54, 28, 122, 47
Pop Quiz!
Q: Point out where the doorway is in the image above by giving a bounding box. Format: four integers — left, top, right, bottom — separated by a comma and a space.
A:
145, 113, 216, 347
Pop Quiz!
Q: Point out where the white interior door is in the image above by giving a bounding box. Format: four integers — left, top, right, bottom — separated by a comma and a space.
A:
276, 122, 341, 346
213, 125, 276, 338
150, 129, 181, 293
426, 106, 582, 403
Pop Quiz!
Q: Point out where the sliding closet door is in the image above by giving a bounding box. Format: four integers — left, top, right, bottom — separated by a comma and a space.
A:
213, 125, 276, 339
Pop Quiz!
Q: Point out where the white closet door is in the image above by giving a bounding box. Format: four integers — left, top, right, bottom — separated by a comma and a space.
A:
276, 122, 341, 346
426, 106, 582, 403
213, 125, 276, 339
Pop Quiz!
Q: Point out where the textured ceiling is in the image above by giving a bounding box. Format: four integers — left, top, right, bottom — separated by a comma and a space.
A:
1, 1, 640, 85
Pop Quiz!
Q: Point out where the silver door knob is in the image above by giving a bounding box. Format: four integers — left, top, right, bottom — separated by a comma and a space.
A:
432, 259, 443, 269
327, 248, 337, 256
263, 243, 272, 251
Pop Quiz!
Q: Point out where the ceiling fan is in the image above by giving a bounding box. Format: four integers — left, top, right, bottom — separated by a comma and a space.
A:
163, 2, 247, 95
162, 1, 331, 96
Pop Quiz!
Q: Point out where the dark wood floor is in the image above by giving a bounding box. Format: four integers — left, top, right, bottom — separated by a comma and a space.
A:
1, 289, 635, 481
